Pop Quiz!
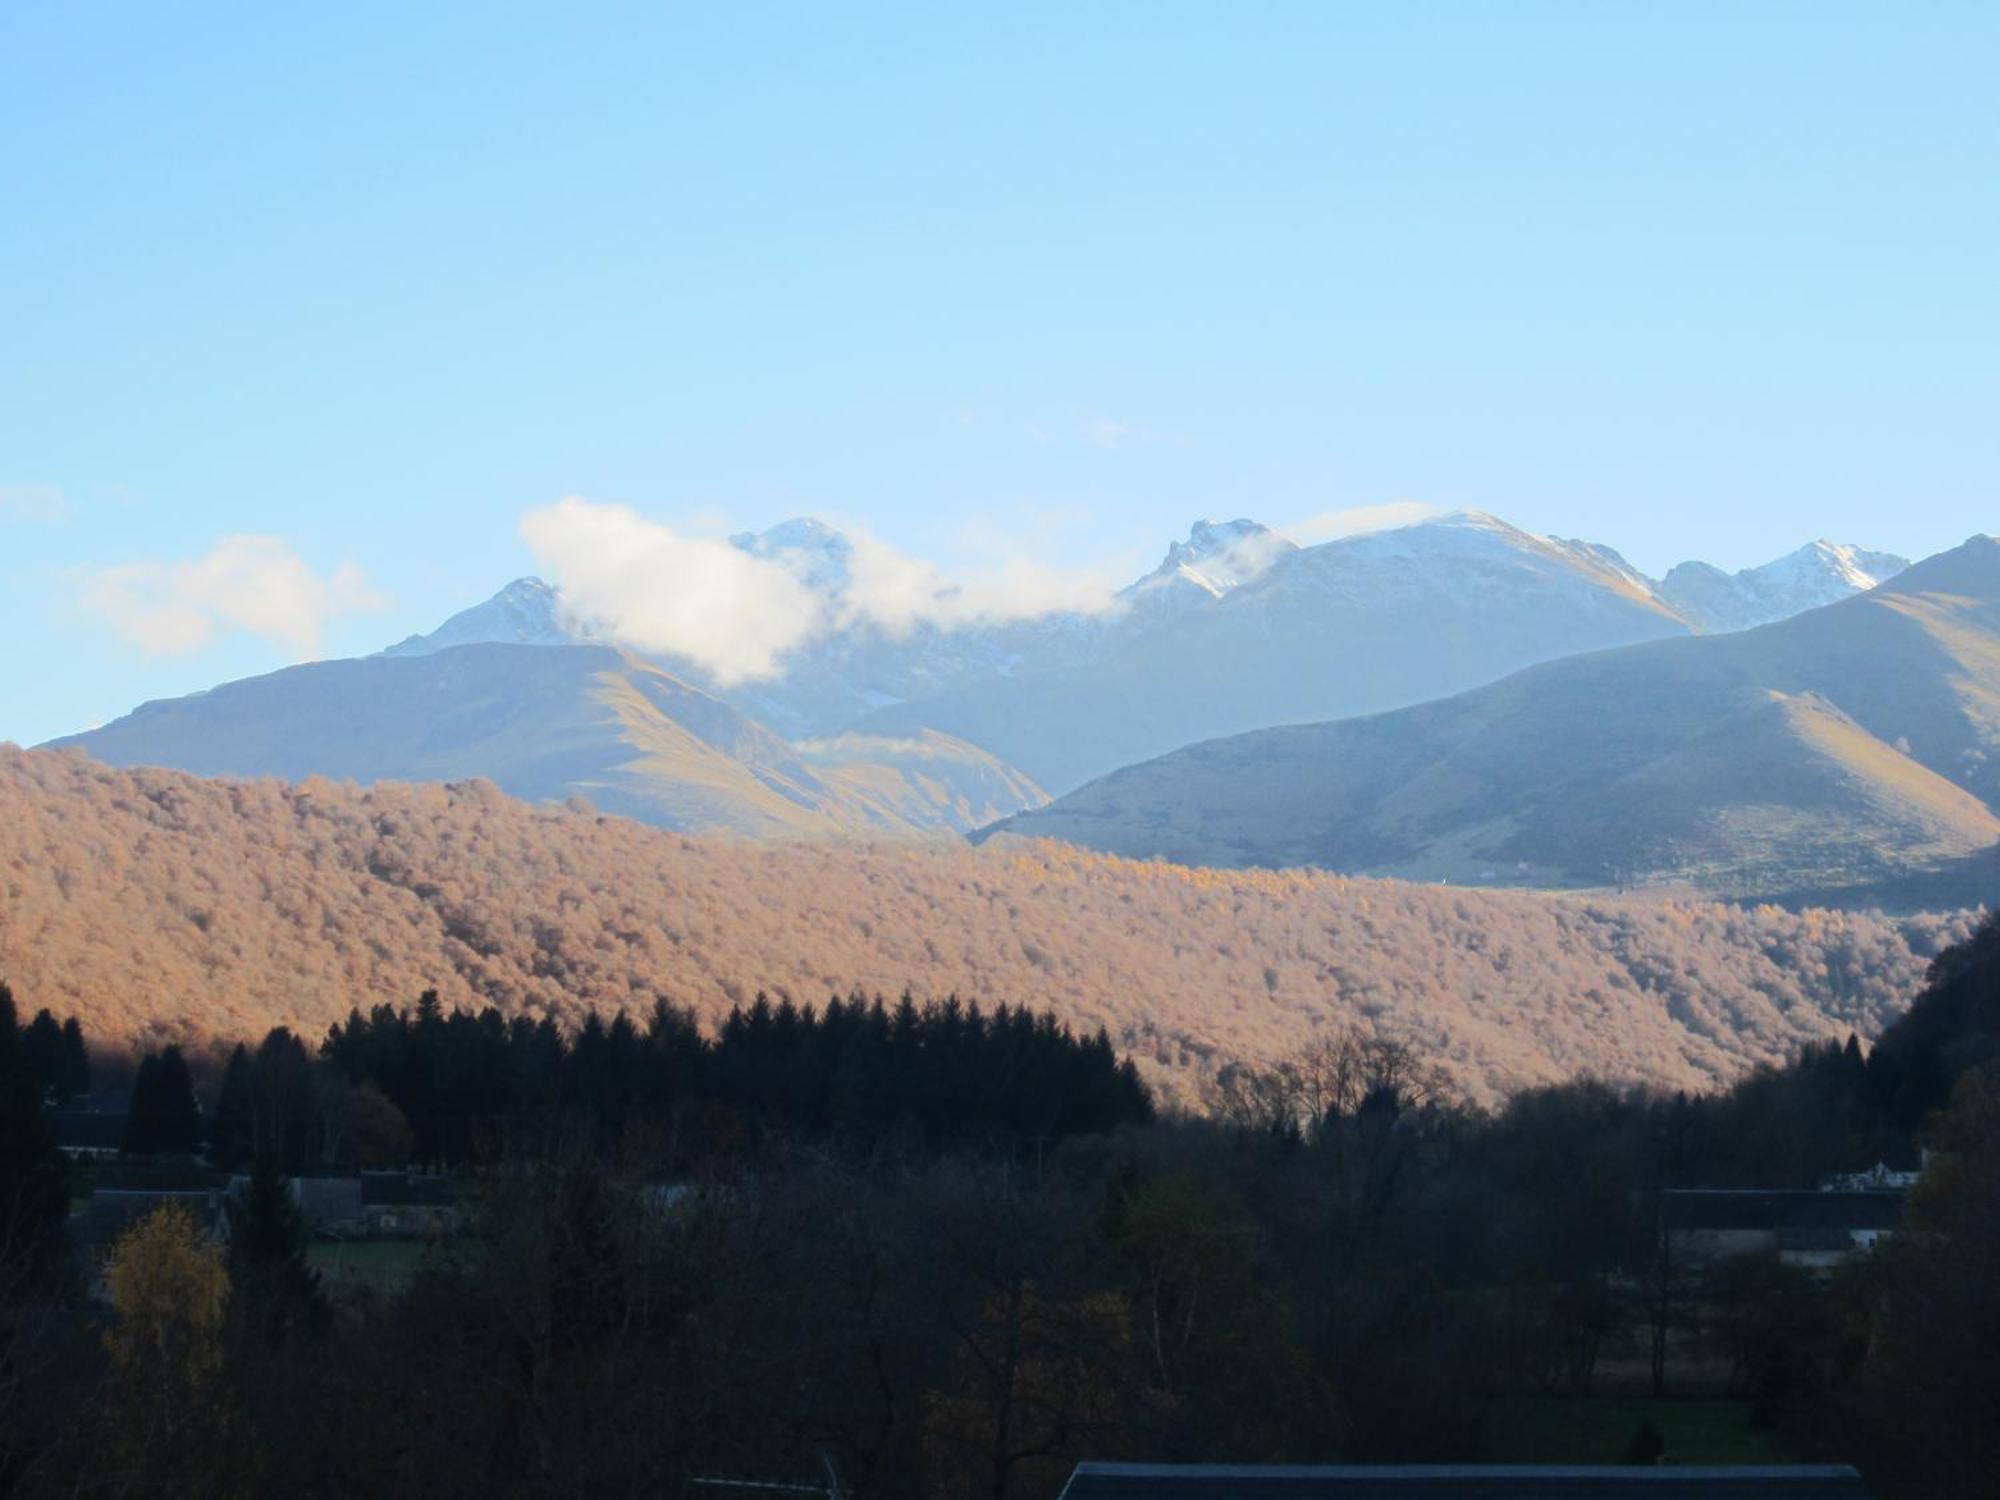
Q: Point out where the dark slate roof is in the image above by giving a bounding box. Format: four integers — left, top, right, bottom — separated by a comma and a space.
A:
294, 1176, 366, 1222
226, 1175, 366, 1224
1057, 1464, 1875, 1498
360, 1171, 455, 1207
62, 1089, 132, 1116
48, 1090, 133, 1149
49, 1111, 127, 1150
1661, 1191, 1903, 1233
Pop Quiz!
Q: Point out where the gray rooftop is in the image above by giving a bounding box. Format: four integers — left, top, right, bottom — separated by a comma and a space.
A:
1661, 1191, 1903, 1233
1057, 1464, 1875, 1499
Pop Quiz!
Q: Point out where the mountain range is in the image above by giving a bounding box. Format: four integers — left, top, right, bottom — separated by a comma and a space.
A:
388, 509, 1904, 790
47, 509, 1914, 856
988, 534, 2000, 905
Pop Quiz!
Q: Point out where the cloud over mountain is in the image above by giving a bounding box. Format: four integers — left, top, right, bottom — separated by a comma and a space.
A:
520, 498, 1126, 682
519, 499, 823, 684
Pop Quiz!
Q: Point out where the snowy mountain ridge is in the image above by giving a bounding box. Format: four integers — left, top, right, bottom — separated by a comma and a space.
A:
378, 509, 1907, 791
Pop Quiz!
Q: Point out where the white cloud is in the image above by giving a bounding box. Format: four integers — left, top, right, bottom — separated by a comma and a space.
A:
0, 483, 67, 523
78, 535, 386, 658
926, 552, 1125, 623
1283, 501, 1438, 546
1178, 525, 1297, 591
519, 498, 1130, 674
834, 520, 1124, 634
520, 498, 823, 684
839, 530, 955, 635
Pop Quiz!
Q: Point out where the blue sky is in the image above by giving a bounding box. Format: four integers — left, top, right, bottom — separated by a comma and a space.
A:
3, 2, 1996, 745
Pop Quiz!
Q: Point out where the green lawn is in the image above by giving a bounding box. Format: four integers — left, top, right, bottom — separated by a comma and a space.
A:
1478, 1395, 1800, 1466
307, 1238, 432, 1295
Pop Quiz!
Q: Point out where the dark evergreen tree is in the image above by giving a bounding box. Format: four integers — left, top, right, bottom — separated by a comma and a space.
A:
0, 982, 68, 1282
58, 1015, 90, 1100
309, 983, 1151, 1167
253, 1027, 320, 1166
225, 1151, 325, 1347
21, 1009, 64, 1104
124, 1044, 201, 1155
123, 1052, 161, 1154
211, 1043, 256, 1170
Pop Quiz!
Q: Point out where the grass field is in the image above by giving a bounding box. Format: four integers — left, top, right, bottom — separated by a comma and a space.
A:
1477, 1394, 1800, 1466
307, 1238, 432, 1295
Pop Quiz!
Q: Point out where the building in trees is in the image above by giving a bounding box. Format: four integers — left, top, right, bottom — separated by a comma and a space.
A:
1053, 1463, 1878, 1497
1660, 1190, 1906, 1270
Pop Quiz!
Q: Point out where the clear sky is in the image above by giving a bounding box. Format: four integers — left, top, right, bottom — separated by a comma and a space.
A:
3, 2, 1996, 745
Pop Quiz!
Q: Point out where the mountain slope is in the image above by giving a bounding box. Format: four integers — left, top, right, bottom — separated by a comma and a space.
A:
855, 511, 1694, 790
988, 536, 2000, 902
381, 577, 571, 655
0, 747, 1971, 1103
378, 512, 1905, 797
80, 512, 1903, 835
49, 643, 1042, 838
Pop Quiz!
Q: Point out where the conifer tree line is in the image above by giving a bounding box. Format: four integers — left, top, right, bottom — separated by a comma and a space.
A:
9, 992, 91, 1107
311, 988, 1154, 1167
0, 983, 72, 1285
26, 983, 1155, 1172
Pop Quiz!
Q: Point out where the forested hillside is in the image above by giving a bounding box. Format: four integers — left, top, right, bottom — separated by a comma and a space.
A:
0, 747, 1974, 1102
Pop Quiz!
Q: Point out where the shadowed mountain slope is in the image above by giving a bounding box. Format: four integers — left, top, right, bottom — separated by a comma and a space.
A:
49, 643, 1042, 838
987, 536, 2000, 902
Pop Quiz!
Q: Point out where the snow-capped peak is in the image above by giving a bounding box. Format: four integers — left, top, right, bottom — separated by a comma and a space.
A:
1785, 540, 1905, 592
380, 576, 577, 657
1138, 518, 1296, 598
1656, 540, 1910, 633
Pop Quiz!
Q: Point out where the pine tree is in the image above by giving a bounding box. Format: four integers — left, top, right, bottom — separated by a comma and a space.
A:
211, 1045, 256, 1171
252, 1028, 318, 1167
124, 1053, 162, 1154
126, 1046, 202, 1156
21, 1009, 64, 1103
155, 1045, 201, 1155
0, 982, 68, 1281
59, 1015, 91, 1100
224, 1153, 324, 1347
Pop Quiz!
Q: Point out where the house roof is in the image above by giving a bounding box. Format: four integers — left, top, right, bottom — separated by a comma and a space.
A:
360, 1171, 454, 1207
1056, 1465, 1875, 1498
48, 1111, 127, 1150
60, 1089, 131, 1116
1661, 1191, 1904, 1233
227, 1175, 367, 1223
294, 1177, 366, 1220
